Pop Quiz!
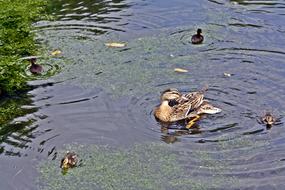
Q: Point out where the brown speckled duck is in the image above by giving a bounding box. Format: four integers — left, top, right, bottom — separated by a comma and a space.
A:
154, 87, 221, 128
154, 87, 205, 123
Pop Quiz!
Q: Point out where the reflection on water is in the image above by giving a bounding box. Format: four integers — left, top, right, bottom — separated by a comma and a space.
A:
2, 0, 285, 189
0, 96, 39, 157
36, 0, 131, 37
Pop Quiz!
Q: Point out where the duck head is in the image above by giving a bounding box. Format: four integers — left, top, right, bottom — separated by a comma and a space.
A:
197, 28, 202, 35
160, 88, 181, 102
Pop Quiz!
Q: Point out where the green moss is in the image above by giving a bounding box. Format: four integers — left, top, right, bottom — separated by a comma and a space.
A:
37, 142, 246, 189
38, 143, 208, 190
45, 30, 208, 97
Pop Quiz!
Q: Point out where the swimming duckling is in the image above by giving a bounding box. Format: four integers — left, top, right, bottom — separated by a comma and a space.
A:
29, 57, 43, 74
60, 151, 78, 169
260, 112, 277, 128
191, 28, 204, 44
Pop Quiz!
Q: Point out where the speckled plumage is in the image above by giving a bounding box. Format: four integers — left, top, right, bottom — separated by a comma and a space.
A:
154, 87, 219, 122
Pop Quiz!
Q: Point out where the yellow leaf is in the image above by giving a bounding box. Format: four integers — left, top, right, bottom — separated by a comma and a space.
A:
174, 68, 188, 73
105, 42, 126, 48
51, 50, 62, 56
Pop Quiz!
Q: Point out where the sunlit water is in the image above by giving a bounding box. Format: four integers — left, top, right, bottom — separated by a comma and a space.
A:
1, 0, 285, 189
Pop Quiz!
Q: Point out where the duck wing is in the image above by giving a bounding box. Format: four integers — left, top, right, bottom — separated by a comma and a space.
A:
170, 102, 193, 122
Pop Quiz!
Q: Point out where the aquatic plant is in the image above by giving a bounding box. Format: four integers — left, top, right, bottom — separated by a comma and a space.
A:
38, 142, 243, 190
0, 100, 25, 125
0, 0, 49, 95
38, 143, 209, 190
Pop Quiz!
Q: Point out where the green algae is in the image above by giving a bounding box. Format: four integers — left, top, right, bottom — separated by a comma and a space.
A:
37, 142, 244, 190
40, 26, 221, 97
38, 143, 208, 190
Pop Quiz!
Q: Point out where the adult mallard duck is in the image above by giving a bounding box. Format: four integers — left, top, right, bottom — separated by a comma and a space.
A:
60, 151, 78, 169
154, 87, 206, 122
154, 87, 221, 128
191, 28, 204, 44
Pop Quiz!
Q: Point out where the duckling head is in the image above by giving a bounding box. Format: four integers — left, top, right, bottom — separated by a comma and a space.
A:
197, 28, 202, 35
30, 57, 37, 65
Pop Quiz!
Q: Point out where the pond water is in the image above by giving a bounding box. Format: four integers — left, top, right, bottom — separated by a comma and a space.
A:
1, 0, 285, 189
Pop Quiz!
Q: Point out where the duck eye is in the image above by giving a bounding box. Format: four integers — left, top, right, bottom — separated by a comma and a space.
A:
168, 99, 178, 107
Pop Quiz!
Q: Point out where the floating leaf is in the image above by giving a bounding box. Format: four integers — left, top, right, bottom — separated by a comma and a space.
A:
51, 50, 62, 56
223, 72, 232, 77
105, 42, 126, 48
174, 68, 188, 73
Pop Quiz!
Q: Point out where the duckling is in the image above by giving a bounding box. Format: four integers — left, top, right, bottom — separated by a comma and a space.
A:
191, 28, 204, 44
260, 112, 277, 128
60, 151, 78, 169
29, 57, 43, 74
154, 87, 207, 123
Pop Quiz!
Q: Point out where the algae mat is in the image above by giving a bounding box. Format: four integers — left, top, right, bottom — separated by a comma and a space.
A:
38, 142, 242, 190
38, 26, 221, 97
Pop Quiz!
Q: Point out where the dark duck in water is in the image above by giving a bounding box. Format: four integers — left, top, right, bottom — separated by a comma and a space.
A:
29, 57, 43, 74
191, 28, 204, 44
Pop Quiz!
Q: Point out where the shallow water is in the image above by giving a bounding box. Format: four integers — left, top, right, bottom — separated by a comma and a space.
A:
1, 0, 285, 189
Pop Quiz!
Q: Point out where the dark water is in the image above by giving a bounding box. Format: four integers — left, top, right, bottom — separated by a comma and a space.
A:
2, 0, 285, 189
